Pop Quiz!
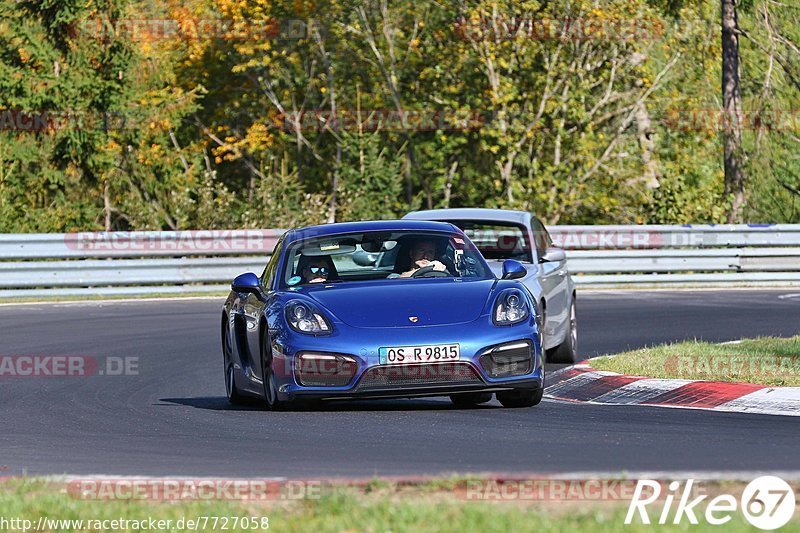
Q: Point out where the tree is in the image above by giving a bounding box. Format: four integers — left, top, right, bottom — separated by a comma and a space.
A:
721, 0, 746, 222
0, 0, 204, 231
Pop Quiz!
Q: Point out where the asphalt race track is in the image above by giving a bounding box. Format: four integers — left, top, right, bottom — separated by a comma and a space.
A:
1, 290, 799, 478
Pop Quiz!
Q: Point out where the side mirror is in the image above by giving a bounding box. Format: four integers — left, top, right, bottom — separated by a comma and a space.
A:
540, 247, 566, 263
232, 272, 263, 298
501, 259, 527, 280
352, 250, 378, 267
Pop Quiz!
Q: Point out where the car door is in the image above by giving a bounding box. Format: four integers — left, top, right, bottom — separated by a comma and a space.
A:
532, 217, 569, 348
241, 235, 285, 383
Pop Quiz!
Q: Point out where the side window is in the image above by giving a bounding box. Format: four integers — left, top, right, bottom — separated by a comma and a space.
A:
261, 235, 285, 290
542, 221, 554, 248
531, 218, 549, 261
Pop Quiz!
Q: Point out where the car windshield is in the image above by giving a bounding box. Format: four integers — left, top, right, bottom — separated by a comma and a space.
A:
281, 230, 492, 287
443, 221, 534, 263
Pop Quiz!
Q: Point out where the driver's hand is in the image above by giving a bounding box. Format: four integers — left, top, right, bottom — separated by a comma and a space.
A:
415, 259, 446, 271
431, 260, 446, 272
401, 259, 447, 277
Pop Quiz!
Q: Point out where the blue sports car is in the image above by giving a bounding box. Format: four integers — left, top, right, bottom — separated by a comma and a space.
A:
221, 220, 544, 409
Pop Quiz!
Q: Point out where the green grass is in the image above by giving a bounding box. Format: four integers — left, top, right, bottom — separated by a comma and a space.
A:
1, 478, 798, 532
590, 336, 800, 386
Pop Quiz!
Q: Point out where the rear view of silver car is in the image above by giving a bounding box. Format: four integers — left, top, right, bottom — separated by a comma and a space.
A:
403, 208, 577, 363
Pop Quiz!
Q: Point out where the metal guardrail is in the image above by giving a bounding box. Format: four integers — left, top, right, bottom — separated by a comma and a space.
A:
549, 224, 800, 249
0, 225, 799, 298
0, 230, 283, 259
549, 225, 800, 287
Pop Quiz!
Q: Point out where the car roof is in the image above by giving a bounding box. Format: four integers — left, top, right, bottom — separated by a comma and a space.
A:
403, 208, 533, 225
284, 219, 460, 244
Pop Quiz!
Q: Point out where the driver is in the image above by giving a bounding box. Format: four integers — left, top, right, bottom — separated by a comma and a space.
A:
398, 239, 448, 278
301, 257, 331, 284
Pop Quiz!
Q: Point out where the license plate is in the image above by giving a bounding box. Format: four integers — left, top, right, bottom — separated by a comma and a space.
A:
379, 344, 460, 364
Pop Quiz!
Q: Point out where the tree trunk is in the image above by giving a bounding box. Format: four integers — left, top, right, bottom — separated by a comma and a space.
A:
498, 154, 516, 205
408, 143, 431, 209
329, 145, 340, 223
635, 101, 661, 189
443, 160, 457, 208
722, 0, 746, 222
103, 179, 111, 231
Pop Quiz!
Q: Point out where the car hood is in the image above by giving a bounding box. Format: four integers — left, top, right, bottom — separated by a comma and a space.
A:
303, 279, 496, 328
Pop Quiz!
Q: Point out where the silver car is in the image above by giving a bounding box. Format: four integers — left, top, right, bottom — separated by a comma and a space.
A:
402, 208, 577, 363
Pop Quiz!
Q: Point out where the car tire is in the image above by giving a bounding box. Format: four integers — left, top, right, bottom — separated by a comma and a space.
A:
449, 392, 492, 407
222, 317, 245, 405
261, 330, 288, 411
225, 364, 245, 405
547, 298, 578, 364
497, 387, 543, 408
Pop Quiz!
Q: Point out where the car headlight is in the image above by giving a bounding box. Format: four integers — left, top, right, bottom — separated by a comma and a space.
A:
493, 289, 529, 326
286, 300, 332, 335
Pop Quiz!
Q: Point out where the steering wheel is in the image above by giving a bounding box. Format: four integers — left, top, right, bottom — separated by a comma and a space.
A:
411, 265, 450, 278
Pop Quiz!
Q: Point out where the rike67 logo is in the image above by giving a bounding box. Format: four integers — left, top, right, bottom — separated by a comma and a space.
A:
626, 476, 796, 530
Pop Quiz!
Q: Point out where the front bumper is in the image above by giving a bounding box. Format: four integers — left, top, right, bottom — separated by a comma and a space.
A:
286, 375, 543, 401
272, 315, 544, 401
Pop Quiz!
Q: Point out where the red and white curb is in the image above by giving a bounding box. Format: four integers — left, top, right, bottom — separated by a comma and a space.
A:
544, 363, 800, 416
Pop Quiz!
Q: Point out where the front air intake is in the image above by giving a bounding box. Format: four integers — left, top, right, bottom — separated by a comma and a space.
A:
295, 353, 358, 387
479, 340, 533, 377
